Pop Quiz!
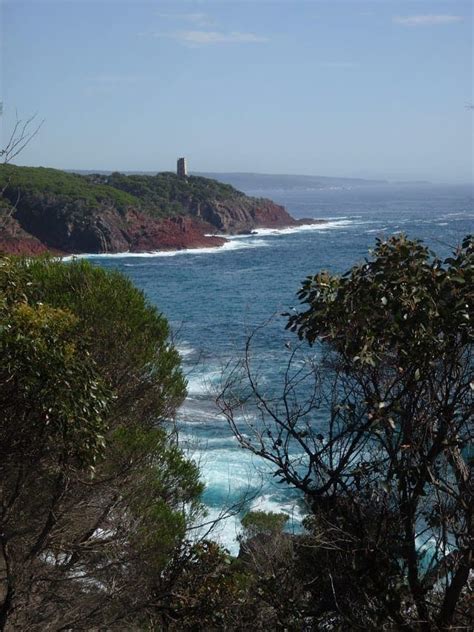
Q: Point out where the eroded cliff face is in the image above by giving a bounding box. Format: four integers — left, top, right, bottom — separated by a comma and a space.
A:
9, 204, 226, 254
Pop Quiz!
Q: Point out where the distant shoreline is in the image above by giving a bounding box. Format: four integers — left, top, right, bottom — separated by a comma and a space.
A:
68, 169, 436, 188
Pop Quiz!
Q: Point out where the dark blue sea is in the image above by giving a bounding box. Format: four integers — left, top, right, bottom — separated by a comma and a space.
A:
79, 182, 473, 552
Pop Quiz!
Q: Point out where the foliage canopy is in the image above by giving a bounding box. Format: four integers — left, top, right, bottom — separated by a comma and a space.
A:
0, 164, 246, 222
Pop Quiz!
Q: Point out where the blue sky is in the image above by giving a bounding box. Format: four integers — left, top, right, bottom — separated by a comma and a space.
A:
1, 0, 472, 182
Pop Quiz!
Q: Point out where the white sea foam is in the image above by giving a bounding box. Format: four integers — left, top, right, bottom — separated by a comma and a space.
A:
192, 507, 243, 555
62, 237, 270, 261
366, 227, 388, 234
185, 370, 222, 397
177, 408, 222, 427
178, 398, 219, 416
324, 215, 360, 220
185, 376, 210, 398
211, 218, 359, 241
435, 211, 473, 218
250, 221, 351, 236
176, 343, 196, 358
178, 433, 235, 448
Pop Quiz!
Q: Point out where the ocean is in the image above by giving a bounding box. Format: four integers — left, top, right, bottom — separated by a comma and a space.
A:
82, 182, 473, 554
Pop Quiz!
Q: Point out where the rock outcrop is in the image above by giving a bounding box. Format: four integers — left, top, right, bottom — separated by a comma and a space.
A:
0, 216, 50, 256
192, 197, 297, 233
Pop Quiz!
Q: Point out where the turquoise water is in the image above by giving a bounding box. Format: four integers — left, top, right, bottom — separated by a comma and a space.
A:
83, 182, 473, 553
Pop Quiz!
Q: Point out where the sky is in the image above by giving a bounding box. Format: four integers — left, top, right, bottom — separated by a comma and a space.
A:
1, 0, 472, 183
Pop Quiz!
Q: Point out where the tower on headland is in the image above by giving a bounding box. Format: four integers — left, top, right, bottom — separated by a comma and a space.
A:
177, 157, 187, 177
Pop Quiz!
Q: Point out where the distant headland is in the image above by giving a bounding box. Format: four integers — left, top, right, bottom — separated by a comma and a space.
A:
0, 160, 322, 256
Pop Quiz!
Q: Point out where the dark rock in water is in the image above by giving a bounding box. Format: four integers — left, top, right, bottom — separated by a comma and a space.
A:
295, 217, 326, 225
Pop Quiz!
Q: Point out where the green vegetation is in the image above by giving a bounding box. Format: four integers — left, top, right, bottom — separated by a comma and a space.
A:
0, 265, 110, 467
240, 511, 289, 538
0, 256, 203, 629
98, 171, 245, 217
0, 164, 138, 211
0, 164, 247, 222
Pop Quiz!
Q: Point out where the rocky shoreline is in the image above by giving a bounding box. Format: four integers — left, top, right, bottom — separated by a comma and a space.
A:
0, 166, 325, 256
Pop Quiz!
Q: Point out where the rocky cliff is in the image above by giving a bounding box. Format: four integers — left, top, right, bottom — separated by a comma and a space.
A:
0, 166, 314, 255
11, 200, 225, 254
192, 197, 297, 233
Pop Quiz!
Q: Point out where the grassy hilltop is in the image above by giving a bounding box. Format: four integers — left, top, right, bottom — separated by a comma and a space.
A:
0, 164, 245, 219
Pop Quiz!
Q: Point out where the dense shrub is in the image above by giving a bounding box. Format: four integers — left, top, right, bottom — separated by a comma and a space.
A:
0, 256, 202, 630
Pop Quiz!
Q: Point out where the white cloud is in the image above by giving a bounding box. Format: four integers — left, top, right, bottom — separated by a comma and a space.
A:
161, 30, 269, 46
393, 15, 464, 26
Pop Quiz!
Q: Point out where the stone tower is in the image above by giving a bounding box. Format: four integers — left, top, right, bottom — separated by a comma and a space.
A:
177, 157, 187, 177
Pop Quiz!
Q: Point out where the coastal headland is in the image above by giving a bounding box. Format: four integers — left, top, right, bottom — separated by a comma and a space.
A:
0, 165, 322, 256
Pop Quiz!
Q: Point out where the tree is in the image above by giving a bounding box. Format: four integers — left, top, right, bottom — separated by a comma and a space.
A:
0, 110, 44, 165
0, 256, 205, 630
0, 110, 44, 235
218, 234, 473, 630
